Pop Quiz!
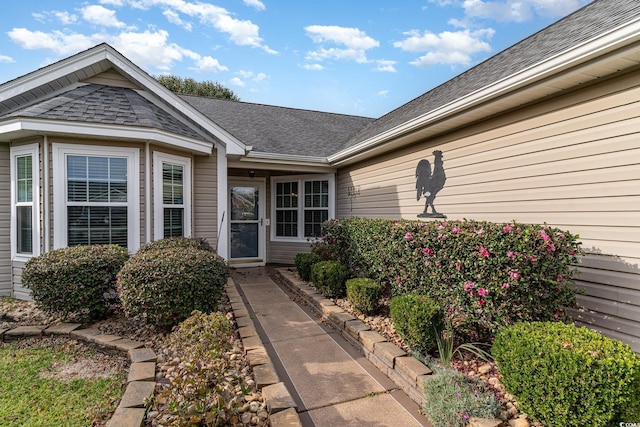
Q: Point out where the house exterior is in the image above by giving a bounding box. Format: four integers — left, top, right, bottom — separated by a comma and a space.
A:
0, 0, 638, 351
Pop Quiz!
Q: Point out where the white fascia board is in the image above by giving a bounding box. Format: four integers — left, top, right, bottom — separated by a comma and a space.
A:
328, 18, 640, 165
244, 151, 330, 166
0, 118, 213, 154
0, 46, 110, 103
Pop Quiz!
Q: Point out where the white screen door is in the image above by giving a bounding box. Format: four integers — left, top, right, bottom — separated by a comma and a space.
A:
229, 179, 265, 265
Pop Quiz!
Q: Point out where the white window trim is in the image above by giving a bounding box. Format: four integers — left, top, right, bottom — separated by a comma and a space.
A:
10, 144, 40, 261
270, 174, 335, 243
52, 143, 140, 251
153, 152, 191, 240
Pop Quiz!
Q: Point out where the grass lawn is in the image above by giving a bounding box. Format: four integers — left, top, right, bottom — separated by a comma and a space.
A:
0, 339, 126, 427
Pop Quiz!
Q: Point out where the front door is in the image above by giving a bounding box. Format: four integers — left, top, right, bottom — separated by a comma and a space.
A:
229, 179, 266, 266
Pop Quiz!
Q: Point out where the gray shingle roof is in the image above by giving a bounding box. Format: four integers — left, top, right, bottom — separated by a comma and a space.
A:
342, 0, 640, 150
178, 94, 373, 157
2, 83, 204, 140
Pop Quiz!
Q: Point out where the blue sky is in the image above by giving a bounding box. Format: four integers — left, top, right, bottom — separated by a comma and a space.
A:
0, 0, 591, 117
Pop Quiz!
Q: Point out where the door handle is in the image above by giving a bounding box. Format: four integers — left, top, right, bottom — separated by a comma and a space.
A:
260, 218, 263, 226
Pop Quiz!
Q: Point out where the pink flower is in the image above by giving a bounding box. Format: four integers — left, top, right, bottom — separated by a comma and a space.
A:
455, 262, 462, 271
476, 228, 485, 235
422, 247, 434, 257
528, 254, 538, 262
404, 232, 413, 241
506, 251, 516, 259
478, 299, 485, 306
456, 393, 461, 398
462, 413, 469, 420
477, 287, 489, 297
503, 225, 513, 232
501, 282, 510, 289
555, 232, 565, 238
452, 227, 462, 234
478, 246, 490, 258
509, 270, 521, 280
463, 281, 475, 292
437, 224, 445, 231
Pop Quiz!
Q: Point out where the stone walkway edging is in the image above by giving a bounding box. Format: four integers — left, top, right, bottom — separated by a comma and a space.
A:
0, 322, 156, 427
225, 278, 303, 427
275, 268, 432, 408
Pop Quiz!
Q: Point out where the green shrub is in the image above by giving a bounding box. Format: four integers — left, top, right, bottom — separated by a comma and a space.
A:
346, 278, 382, 315
423, 368, 501, 427
150, 311, 244, 425
169, 311, 233, 359
492, 321, 640, 427
137, 236, 213, 254
117, 247, 229, 328
311, 261, 348, 298
321, 218, 582, 340
390, 294, 442, 355
22, 245, 129, 321
294, 252, 321, 281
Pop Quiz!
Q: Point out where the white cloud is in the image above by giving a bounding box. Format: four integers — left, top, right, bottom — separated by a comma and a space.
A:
7, 26, 218, 73
99, 0, 125, 5
303, 63, 324, 71
394, 28, 494, 67
8, 28, 96, 55
32, 11, 78, 25
377, 90, 389, 97
373, 60, 397, 73
134, 0, 276, 53
243, 0, 266, 11
54, 11, 79, 25
0, 54, 14, 63
304, 25, 379, 65
193, 55, 228, 72
163, 9, 192, 31
81, 5, 127, 28
253, 72, 267, 82
229, 77, 246, 87
235, 70, 268, 82
456, 0, 589, 23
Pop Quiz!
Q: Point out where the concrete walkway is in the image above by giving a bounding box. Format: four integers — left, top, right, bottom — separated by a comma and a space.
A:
231, 268, 430, 427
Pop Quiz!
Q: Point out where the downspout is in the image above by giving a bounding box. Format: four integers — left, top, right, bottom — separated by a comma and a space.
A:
216, 145, 228, 260
43, 136, 49, 253
145, 141, 151, 244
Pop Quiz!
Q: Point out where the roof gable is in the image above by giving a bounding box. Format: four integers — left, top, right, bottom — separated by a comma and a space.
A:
0, 43, 246, 155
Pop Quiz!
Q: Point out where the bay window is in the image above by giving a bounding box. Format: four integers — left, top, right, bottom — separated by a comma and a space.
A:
154, 152, 191, 240
53, 144, 139, 251
11, 144, 39, 258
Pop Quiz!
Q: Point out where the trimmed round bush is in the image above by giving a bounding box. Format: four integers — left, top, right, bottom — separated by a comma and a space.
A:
390, 294, 443, 355
492, 321, 640, 427
22, 245, 129, 321
311, 261, 348, 298
137, 236, 213, 254
117, 247, 229, 328
346, 278, 382, 315
294, 252, 321, 281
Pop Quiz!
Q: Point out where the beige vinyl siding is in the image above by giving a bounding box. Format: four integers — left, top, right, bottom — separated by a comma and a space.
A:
11, 261, 30, 300
0, 143, 10, 295
82, 69, 141, 89
268, 241, 311, 264
193, 152, 218, 247
336, 69, 640, 351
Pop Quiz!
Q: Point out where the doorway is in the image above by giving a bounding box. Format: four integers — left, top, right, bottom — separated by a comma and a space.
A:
229, 179, 266, 266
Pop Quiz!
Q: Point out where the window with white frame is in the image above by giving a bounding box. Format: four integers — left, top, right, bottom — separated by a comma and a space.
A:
53, 144, 140, 251
271, 175, 334, 241
11, 144, 39, 258
154, 152, 191, 240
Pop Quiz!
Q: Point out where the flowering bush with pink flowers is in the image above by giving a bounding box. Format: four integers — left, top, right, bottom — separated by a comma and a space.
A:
319, 218, 582, 340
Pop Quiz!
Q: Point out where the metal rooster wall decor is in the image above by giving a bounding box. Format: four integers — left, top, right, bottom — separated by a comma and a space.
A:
415, 150, 447, 218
